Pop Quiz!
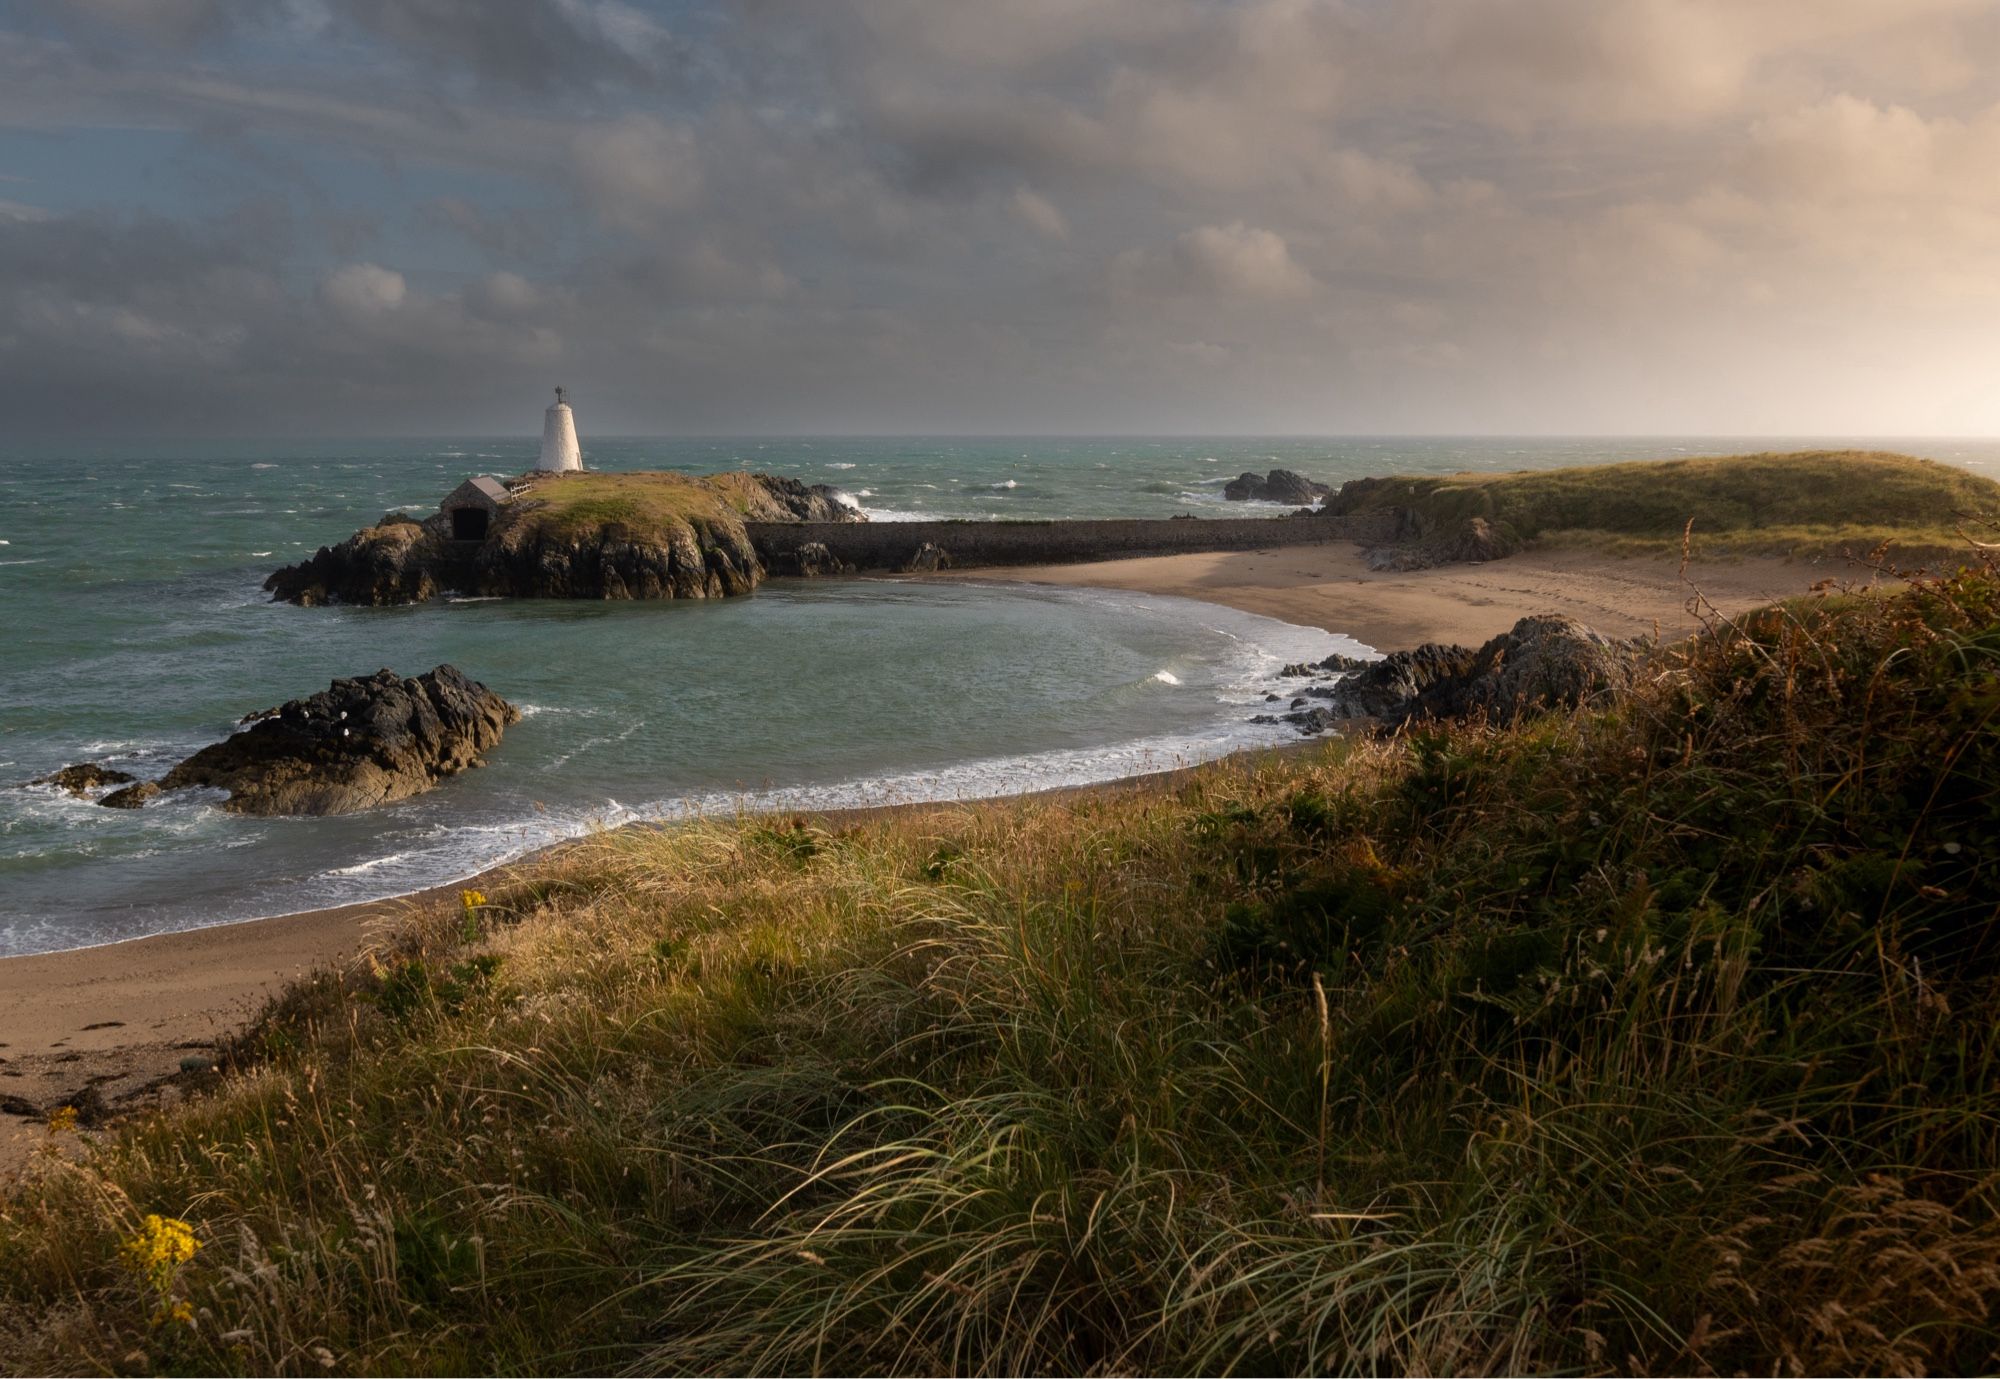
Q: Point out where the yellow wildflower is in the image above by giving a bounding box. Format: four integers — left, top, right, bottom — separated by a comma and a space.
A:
461, 889, 487, 909
122, 1214, 199, 1327
46, 1104, 78, 1134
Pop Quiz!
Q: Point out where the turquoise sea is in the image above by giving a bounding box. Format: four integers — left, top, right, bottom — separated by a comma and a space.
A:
5, 435, 1998, 955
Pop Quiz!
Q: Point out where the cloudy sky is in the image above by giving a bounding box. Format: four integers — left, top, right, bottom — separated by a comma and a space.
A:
3, 0, 1998, 436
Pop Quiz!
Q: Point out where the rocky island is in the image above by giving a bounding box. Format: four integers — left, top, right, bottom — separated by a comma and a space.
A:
266, 470, 863, 607
32, 666, 518, 816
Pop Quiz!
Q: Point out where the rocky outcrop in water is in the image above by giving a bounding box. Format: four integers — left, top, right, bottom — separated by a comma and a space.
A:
27, 764, 137, 796
1266, 616, 1635, 735
266, 472, 865, 608
98, 666, 518, 816
1223, 469, 1331, 505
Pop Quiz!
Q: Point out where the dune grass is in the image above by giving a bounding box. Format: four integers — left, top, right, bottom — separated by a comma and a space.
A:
1327, 450, 2000, 557
4, 558, 2000, 1374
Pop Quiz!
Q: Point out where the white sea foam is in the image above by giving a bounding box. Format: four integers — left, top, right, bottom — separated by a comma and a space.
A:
826, 462, 857, 470
1152, 670, 1182, 685
326, 851, 416, 876
250, 463, 277, 470
989, 479, 1018, 490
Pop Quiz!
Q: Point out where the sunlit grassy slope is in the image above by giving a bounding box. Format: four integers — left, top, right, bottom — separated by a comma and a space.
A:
4, 561, 1999, 1374
503, 470, 786, 541
1327, 449, 2000, 556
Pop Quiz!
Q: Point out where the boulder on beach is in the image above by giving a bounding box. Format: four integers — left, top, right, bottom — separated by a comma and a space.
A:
772, 541, 852, 578
1366, 515, 1519, 572
899, 542, 953, 573
109, 665, 519, 817
1274, 615, 1634, 734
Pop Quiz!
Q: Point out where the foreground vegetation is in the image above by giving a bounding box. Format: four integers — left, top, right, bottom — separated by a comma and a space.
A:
5, 558, 2000, 1374
1327, 449, 2000, 557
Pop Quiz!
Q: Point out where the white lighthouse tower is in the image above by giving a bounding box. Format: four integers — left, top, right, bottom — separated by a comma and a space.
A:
536, 385, 583, 472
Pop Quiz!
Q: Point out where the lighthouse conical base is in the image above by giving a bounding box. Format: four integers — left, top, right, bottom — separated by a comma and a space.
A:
537, 387, 582, 472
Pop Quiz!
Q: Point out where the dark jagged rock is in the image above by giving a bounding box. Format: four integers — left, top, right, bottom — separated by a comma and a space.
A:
1223, 469, 1331, 505
1272, 616, 1634, 735
899, 542, 952, 573
265, 518, 444, 607
1314, 643, 1481, 723
752, 475, 865, 524
771, 541, 852, 578
1405, 615, 1633, 725
27, 764, 137, 796
104, 666, 518, 817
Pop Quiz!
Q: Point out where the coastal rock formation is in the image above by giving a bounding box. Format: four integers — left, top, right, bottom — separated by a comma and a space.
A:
265, 514, 441, 607
100, 782, 160, 809
899, 542, 953, 573
1223, 469, 1331, 505
753, 475, 864, 523
771, 541, 852, 578
1365, 516, 1518, 572
27, 764, 137, 796
1273, 616, 1633, 734
266, 472, 865, 608
101, 666, 518, 816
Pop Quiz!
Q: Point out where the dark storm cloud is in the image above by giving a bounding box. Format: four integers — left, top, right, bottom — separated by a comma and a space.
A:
2, 1, 1999, 435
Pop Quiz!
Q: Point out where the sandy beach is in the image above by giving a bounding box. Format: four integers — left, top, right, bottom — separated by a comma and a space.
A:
0, 541, 1851, 1174
948, 541, 1849, 649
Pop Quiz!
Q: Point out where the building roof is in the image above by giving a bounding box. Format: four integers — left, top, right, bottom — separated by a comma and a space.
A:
444, 475, 511, 507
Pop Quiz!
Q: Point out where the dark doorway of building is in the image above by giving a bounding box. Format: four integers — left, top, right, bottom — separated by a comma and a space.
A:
452, 508, 490, 541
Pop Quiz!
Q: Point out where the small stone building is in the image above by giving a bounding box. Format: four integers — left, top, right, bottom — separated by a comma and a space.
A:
440, 475, 511, 541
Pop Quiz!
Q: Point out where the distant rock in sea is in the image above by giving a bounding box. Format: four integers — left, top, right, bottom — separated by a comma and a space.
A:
1223, 469, 1331, 505
99, 666, 518, 816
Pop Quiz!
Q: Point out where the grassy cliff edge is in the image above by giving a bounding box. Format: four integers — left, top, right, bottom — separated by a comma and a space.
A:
1328, 449, 2000, 558
4, 554, 1998, 1373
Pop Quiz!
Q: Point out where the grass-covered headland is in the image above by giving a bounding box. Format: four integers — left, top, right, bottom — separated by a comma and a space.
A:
1329, 449, 2000, 558
6, 560, 2000, 1375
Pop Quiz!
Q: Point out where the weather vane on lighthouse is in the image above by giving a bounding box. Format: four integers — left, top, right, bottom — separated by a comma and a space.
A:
536, 384, 582, 473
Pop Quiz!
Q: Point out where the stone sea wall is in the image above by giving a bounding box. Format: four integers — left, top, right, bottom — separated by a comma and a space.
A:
747, 511, 1405, 572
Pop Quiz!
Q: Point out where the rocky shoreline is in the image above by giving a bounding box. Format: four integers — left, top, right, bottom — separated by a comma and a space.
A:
1256, 614, 1636, 736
